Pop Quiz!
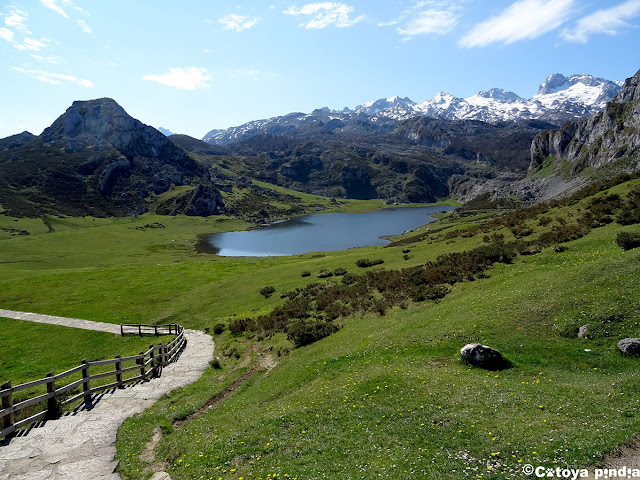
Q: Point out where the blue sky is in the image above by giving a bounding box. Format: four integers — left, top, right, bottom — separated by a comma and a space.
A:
1, 0, 639, 139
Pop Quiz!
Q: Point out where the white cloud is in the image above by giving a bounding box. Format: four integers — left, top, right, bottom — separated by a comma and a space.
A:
0, 27, 15, 43
40, 0, 74, 18
30, 54, 62, 64
10, 67, 94, 87
459, 0, 575, 47
143, 67, 212, 90
397, 9, 458, 37
283, 2, 365, 29
219, 14, 260, 31
379, 1, 463, 39
5, 7, 30, 33
77, 19, 91, 33
561, 0, 640, 43
13, 36, 52, 51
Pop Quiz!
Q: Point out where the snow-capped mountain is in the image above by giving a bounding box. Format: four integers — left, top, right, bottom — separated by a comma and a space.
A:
203, 73, 622, 144
354, 96, 416, 117
359, 74, 622, 123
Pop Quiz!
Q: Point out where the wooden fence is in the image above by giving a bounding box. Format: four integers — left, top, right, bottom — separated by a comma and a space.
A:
0, 323, 186, 440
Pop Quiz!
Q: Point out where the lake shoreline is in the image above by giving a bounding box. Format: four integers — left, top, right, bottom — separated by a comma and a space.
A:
196, 205, 455, 257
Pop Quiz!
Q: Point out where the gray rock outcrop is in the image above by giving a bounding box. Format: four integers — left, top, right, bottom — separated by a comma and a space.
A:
460, 343, 510, 370
618, 338, 640, 356
155, 185, 224, 216
515, 68, 640, 201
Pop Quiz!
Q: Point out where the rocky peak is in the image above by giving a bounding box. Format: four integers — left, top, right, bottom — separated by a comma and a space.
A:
536, 74, 569, 95
0, 131, 36, 151
523, 67, 640, 201
615, 68, 640, 103
40, 97, 193, 167
475, 88, 524, 103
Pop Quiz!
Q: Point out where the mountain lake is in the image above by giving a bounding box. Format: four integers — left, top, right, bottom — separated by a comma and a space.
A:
199, 205, 455, 257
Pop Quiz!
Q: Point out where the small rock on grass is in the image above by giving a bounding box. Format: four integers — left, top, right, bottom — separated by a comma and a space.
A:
618, 338, 640, 356
460, 343, 511, 370
150, 473, 172, 480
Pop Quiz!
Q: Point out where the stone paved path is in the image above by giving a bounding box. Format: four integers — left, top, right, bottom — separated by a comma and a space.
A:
0, 310, 214, 480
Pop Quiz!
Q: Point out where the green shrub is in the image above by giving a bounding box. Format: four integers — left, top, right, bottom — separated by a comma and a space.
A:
301, 271, 311, 277
286, 319, 339, 348
333, 267, 347, 276
616, 231, 640, 251
229, 317, 257, 335
355, 258, 385, 268
316, 270, 333, 278
260, 285, 276, 298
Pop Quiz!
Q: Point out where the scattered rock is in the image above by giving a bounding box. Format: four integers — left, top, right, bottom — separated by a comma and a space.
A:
460, 343, 511, 370
618, 338, 640, 356
578, 325, 589, 339
150, 473, 172, 480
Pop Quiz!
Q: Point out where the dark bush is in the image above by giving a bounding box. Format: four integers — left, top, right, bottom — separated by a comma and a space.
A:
260, 285, 276, 298
287, 319, 339, 348
616, 231, 640, 251
229, 317, 257, 335
301, 271, 311, 277
617, 209, 640, 225
316, 270, 334, 278
341, 273, 358, 285
355, 258, 385, 268
510, 224, 533, 238
334, 267, 348, 276
538, 216, 552, 226
213, 323, 226, 335
210, 358, 222, 369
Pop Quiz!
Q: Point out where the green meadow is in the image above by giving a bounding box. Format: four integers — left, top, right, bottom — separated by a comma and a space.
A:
1, 179, 640, 479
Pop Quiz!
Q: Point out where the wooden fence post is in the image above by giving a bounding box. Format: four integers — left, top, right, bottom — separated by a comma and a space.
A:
120, 324, 124, 336
81, 359, 90, 403
45, 371, 59, 420
149, 344, 156, 377
138, 325, 142, 336
154, 325, 158, 336
115, 355, 123, 388
138, 352, 145, 379
1, 381, 15, 435
157, 343, 164, 366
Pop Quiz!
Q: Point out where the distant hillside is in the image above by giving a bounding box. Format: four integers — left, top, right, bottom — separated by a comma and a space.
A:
169, 134, 229, 156
0, 98, 223, 217
511, 68, 640, 202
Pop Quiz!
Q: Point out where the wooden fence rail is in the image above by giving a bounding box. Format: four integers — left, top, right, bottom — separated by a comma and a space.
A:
0, 324, 186, 440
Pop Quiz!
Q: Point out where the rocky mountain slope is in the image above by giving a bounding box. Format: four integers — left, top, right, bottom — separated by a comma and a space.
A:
512, 69, 640, 201
0, 98, 223, 217
204, 73, 621, 145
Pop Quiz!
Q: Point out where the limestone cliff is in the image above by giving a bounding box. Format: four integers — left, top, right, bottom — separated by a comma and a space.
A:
514, 69, 640, 201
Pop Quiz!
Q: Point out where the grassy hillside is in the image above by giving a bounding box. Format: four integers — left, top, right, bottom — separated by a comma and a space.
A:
1, 179, 640, 479
0, 318, 172, 385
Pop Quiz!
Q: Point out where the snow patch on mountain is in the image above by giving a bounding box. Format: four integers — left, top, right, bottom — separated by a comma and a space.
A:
203, 73, 623, 144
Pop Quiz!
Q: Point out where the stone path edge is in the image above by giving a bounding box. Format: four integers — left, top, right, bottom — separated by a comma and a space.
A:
0, 309, 214, 480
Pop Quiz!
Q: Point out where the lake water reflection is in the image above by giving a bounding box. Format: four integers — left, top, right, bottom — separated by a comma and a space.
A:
201, 205, 454, 257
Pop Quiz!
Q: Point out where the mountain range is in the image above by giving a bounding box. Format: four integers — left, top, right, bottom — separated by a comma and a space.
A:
204, 73, 622, 145
0, 69, 637, 219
